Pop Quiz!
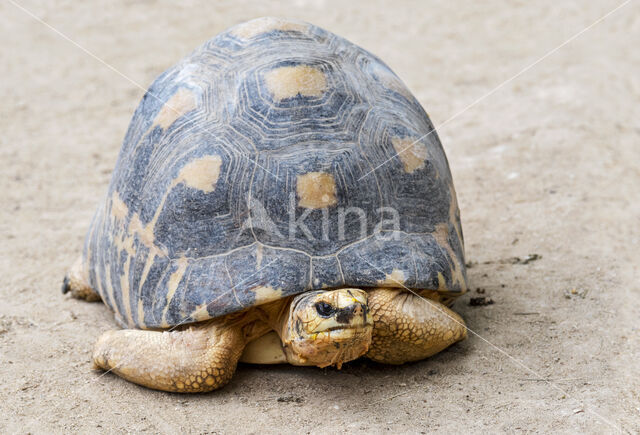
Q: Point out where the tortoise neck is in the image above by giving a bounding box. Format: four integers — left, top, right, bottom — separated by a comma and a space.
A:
254, 296, 294, 337
208, 299, 290, 344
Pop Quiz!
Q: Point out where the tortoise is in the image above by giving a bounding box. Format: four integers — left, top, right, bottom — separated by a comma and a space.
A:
63, 17, 468, 393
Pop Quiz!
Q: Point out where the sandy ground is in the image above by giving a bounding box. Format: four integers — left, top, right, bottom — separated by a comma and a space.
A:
1, 0, 639, 433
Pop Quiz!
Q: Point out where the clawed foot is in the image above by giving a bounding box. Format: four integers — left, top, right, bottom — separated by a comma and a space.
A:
365, 288, 467, 364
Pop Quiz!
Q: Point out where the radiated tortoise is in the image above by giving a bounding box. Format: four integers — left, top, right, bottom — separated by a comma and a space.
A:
63, 17, 468, 393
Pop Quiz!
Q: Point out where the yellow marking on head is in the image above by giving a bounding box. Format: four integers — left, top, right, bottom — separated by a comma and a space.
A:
296, 172, 337, 209
110, 191, 128, 220
265, 65, 327, 100
392, 137, 428, 173
161, 257, 189, 325
378, 268, 406, 286
232, 17, 308, 39
153, 88, 197, 130
252, 285, 283, 305
176, 155, 222, 193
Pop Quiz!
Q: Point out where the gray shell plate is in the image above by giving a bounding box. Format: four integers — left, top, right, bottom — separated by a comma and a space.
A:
83, 18, 467, 329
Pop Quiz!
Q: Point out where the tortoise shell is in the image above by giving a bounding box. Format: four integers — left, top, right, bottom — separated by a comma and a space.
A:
83, 17, 467, 329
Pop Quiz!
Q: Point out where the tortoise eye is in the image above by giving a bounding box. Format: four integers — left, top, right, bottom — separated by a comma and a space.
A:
315, 302, 334, 317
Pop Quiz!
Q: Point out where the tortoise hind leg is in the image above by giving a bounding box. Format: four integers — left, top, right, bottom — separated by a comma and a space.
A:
92, 320, 246, 392
62, 257, 101, 302
365, 288, 467, 364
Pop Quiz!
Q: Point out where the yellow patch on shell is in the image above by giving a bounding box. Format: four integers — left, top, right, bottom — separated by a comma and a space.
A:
176, 155, 222, 193
137, 251, 158, 304
378, 268, 406, 286
447, 181, 464, 249
433, 223, 467, 293
436, 272, 447, 291
137, 299, 146, 328
103, 257, 115, 309
232, 17, 308, 39
161, 257, 189, 327
110, 191, 128, 220
190, 303, 212, 322
296, 172, 337, 209
153, 88, 197, 130
125, 188, 173, 256
392, 137, 428, 173
119, 255, 133, 326
256, 244, 264, 268
251, 285, 283, 305
128, 213, 155, 250
265, 65, 327, 100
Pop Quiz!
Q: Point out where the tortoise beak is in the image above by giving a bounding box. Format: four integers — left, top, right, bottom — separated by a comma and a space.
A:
335, 302, 368, 325
332, 288, 371, 327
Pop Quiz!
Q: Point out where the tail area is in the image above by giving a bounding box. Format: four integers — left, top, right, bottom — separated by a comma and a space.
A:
62, 257, 101, 302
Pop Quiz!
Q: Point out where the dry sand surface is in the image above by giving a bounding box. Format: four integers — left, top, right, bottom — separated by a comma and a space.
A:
1, 1, 639, 433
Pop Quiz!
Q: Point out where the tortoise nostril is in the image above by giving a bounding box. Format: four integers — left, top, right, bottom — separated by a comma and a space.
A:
335, 305, 357, 324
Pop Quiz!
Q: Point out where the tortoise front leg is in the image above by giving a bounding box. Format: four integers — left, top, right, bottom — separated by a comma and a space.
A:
92, 321, 245, 393
365, 288, 467, 364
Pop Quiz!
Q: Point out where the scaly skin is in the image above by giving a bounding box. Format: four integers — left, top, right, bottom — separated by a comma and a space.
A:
92, 315, 272, 393
365, 288, 467, 364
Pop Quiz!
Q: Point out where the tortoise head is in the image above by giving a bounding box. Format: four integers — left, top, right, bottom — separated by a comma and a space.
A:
279, 288, 373, 368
